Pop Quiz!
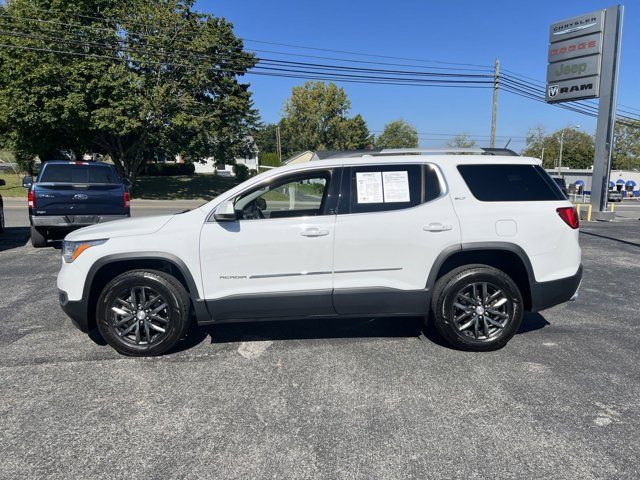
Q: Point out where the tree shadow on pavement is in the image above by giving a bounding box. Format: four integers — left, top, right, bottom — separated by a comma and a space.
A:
0, 226, 29, 252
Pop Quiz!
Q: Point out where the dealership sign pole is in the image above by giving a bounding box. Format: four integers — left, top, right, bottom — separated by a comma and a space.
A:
546, 5, 623, 220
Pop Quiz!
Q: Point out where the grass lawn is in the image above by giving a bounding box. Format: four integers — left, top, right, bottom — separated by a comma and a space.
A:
0, 172, 239, 200
0, 172, 26, 197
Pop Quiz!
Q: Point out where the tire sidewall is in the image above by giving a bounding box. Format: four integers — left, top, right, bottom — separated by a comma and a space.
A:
97, 271, 186, 356
437, 268, 523, 350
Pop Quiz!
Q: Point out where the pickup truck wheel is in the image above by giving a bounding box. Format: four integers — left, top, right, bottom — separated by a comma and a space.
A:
431, 265, 523, 351
97, 270, 191, 356
30, 226, 47, 247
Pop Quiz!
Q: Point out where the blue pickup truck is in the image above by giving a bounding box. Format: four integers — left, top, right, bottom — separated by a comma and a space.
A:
23, 161, 131, 247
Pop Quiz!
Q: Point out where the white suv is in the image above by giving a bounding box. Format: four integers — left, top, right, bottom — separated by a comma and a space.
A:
57, 149, 582, 356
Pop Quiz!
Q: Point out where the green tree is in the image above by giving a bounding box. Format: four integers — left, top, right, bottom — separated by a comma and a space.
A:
252, 124, 278, 156
0, 0, 258, 180
612, 121, 640, 170
447, 133, 477, 148
522, 126, 594, 169
279, 81, 371, 155
338, 114, 373, 150
374, 120, 418, 149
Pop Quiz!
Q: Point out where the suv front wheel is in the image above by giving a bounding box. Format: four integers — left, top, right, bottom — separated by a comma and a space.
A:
430, 265, 523, 351
96, 269, 191, 356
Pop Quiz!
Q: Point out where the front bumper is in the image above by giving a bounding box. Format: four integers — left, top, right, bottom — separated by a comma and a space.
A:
32, 214, 129, 227
59, 289, 91, 332
530, 264, 583, 312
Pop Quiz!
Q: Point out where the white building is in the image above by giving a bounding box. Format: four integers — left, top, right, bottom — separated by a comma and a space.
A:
194, 137, 259, 175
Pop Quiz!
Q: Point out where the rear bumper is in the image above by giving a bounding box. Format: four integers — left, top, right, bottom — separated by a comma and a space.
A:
59, 290, 91, 332
530, 264, 583, 312
31, 214, 129, 227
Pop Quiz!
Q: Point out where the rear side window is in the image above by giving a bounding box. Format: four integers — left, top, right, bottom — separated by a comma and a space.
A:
457, 164, 565, 201
39, 164, 119, 184
345, 164, 442, 214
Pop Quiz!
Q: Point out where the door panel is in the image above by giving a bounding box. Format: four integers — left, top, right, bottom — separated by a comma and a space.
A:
199, 168, 338, 320
332, 164, 461, 315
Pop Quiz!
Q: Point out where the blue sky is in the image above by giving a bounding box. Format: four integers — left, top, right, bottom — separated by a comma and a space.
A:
197, 0, 639, 150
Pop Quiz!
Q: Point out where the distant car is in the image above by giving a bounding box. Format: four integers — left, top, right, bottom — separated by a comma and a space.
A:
608, 190, 623, 203
551, 177, 568, 197
0, 178, 5, 233
23, 161, 131, 247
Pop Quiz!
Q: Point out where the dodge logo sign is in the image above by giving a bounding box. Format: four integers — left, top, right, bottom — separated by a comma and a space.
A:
548, 85, 559, 98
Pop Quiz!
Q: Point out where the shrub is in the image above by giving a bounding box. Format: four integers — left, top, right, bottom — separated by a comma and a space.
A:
141, 162, 195, 176
233, 163, 250, 181
260, 152, 281, 168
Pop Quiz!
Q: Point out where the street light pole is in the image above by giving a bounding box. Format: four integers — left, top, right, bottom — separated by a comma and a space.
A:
557, 124, 579, 178
558, 129, 565, 177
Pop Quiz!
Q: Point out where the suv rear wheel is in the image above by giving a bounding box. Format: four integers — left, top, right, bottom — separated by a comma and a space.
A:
430, 264, 523, 351
96, 269, 191, 356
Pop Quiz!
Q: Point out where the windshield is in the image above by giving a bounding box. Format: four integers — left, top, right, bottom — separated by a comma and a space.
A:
40, 164, 119, 184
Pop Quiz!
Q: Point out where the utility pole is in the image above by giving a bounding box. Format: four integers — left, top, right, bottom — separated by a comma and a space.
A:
490, 58, 499, 148
541, 146, 545, 163
276, 125, 282, 164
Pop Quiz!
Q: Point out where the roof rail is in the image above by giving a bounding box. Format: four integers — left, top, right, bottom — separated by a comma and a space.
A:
369, 148, 519, 156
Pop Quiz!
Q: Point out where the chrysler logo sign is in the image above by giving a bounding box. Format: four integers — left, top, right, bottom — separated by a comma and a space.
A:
552, 17, 598, 37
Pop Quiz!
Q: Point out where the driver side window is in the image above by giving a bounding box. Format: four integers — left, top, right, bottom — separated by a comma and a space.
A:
234, 171, 331, 220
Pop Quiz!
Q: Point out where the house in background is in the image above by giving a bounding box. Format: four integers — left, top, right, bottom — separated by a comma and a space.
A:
191, 137, 259, 175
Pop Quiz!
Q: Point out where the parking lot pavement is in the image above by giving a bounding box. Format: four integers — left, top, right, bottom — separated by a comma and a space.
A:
1, 205, 639, 479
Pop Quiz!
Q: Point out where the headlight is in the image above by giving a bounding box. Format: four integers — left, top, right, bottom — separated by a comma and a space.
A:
62, 239, 108, 263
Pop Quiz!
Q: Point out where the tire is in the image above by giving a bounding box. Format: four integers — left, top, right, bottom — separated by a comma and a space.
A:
430, 264, 523, 351
30, 226, 47, 247
0, 205, 5, 233
96, 269, 191, 356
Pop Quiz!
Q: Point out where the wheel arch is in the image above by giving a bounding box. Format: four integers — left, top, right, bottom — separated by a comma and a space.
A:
428, 243, 535, 311
83, 253, 206, 330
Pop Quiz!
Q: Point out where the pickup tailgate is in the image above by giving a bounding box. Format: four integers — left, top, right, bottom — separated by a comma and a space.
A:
34, 183, 126, 216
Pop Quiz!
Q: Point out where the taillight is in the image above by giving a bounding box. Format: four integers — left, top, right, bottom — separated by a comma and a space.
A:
27, 189, 35, 208
123, 191, 130, 208
557, 207, 579, 229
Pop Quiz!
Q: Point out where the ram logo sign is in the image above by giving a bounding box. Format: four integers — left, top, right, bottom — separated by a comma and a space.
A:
545, 77, 599, 103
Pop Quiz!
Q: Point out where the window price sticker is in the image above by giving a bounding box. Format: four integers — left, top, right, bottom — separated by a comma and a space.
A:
382, 171, 410, 202
356, 171, 384, 203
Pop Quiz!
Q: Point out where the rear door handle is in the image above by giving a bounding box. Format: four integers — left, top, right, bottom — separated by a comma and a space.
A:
423, 223, 452, 232
301, 227, 330, 237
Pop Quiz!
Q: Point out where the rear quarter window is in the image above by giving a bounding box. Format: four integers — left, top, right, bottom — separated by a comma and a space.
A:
457, 164, 565, 201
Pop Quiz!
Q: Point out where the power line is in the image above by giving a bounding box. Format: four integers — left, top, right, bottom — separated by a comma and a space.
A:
9, 5, 494, 70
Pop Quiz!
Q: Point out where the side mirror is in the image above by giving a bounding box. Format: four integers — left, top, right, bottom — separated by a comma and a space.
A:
0, 179, 5, 187
122, 178, 132, 187
213, 200, 237, 222
22, 176, 33, 188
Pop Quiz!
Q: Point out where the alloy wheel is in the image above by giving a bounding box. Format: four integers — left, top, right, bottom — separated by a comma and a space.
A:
111, 286, 170, 345
452, 282, 511, 341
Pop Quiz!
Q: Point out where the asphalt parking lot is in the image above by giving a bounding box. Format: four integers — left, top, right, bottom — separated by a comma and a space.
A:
1, 199, 639, 479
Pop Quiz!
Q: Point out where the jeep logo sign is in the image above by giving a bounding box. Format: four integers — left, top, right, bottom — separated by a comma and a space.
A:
545, 77, 599, 103
546, 54, 601, 83
546, 9, 604, 104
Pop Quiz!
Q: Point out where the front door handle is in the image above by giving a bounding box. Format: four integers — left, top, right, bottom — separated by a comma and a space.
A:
301, 227, 330, 237
423, 223, 453, 232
